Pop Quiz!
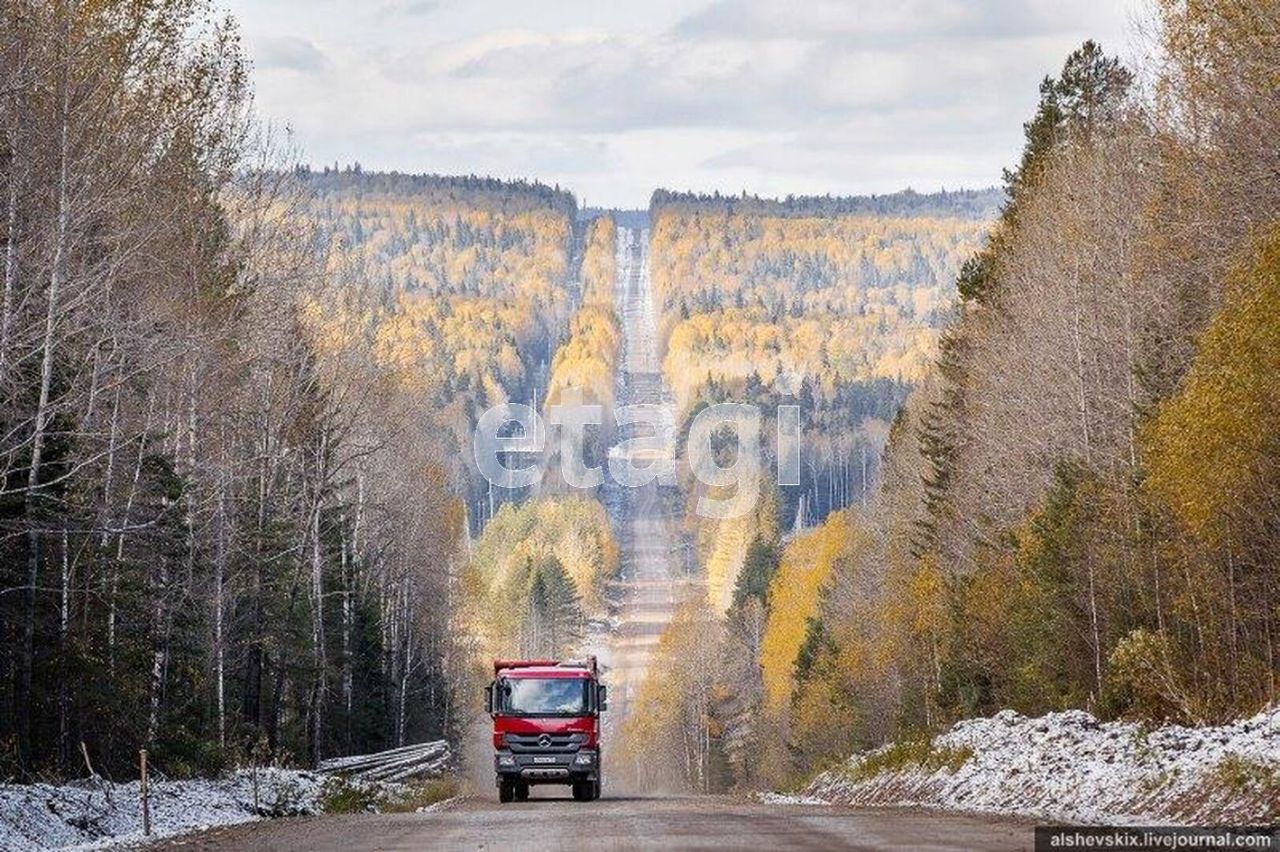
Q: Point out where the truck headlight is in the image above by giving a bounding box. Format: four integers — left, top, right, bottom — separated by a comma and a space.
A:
574, 752, 594, 765
498, 753, 516, 766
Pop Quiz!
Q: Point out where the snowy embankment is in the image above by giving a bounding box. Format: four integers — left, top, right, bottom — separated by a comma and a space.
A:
799, 707, 1280, 824
0, 741, 453, 850
0, 768, 336, 851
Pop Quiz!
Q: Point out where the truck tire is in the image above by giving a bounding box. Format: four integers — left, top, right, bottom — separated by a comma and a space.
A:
571, 780, 593, 801
498, 780, 515, 803
591, 779, 602, 800
515, 782, 529, 801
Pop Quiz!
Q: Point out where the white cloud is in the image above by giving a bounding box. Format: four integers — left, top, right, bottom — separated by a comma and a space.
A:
253, 36, 329, 73
226, 0, 1140, 206
377, 0, 439, 17
675, 0, 1090, 43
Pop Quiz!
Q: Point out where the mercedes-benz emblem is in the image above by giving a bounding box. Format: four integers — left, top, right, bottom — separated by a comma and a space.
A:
537, 734, 552, 749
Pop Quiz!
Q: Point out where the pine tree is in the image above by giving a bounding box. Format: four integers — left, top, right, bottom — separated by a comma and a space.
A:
520, 556, 584, 658
960, 41, 1132, 305
732, 536, 779, 610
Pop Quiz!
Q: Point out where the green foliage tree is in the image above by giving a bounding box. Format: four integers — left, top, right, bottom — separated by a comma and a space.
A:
731, 536, 780, 610
520, 556, 585, 659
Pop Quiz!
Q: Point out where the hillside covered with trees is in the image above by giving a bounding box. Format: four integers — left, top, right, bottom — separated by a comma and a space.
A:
297, 169, 580, 530
542, 216, 620, 494
648, 188, 993, 624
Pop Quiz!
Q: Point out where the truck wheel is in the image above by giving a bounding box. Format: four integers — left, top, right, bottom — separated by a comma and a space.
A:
591, 779, 602, 801
515, 782, 529, 801
498, 780, 515, 803
572, 781, 593, 802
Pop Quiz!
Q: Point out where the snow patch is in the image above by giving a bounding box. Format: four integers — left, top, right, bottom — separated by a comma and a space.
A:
756, 792, 829, 806
0, 769, 394, 851
415, 795, 461, 814
801, 706, 1280, 824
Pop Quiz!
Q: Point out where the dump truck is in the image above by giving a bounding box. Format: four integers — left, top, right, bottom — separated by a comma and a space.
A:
485, 657, 607, 802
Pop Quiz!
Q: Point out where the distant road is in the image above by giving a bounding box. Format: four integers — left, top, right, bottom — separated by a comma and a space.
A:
152, 794, 1034, 851
596, 226, 689, 739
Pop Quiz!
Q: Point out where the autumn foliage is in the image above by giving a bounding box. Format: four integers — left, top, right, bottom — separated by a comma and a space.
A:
685, 7, 1280, 792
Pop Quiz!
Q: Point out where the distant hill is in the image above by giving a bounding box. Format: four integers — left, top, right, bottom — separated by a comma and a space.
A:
294, 166, 578, 217
296, 169, 579, 529
650, 186, 1002, 221
648, 184, 994, 539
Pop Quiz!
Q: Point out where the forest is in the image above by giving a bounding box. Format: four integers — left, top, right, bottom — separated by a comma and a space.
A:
0, 0, 593, 781
648, 190, 989, 636
642, 2, 1280, 792
1, 0, 1274, 811
459, 496, 618, 664
649, 188, 1001, 221
542, 216, 620, 494
296, 168, 580, 531
456, 214, 623, 679
653, 189, 989, 537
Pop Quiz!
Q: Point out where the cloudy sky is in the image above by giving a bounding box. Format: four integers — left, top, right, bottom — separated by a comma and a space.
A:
224, 0, 1143, 208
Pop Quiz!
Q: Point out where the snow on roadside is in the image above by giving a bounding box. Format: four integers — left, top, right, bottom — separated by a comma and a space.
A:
0, 769, 387, 851
756, 792, 828, 806
800, 706, 1280, 824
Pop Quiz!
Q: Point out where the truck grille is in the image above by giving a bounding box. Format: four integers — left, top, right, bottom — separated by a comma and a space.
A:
506, 733, 579, 753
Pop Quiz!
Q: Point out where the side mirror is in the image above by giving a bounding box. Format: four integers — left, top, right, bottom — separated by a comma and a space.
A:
484, 684, 495, 716
597, 684, 608, 712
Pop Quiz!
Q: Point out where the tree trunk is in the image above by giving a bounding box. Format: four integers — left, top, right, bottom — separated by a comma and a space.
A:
147, 554, 171, 746
398, 612, 412, 748
214, 476, 228, 749
1086, 548, 1103, 705
108, 398, 152, 672
58, 525, 69, 769
19, 29, 71, 762
339, 514, 353, 752
0, 108, 17, 384
310, 498, 326, 763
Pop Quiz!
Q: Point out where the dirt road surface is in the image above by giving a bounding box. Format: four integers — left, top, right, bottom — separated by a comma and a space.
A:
151, 795, 1034, 851
596, 226, 692, 738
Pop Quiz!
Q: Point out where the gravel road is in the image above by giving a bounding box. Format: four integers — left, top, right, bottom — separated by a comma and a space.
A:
151, 794, 1035, 851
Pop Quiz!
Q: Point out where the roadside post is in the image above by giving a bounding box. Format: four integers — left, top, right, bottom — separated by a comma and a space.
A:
139, 748, 151, 836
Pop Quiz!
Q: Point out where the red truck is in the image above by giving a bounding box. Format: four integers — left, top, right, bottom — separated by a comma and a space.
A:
485, 657, 608, 802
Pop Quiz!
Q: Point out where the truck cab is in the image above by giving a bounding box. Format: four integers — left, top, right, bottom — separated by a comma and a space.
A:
485, 657, 607, 802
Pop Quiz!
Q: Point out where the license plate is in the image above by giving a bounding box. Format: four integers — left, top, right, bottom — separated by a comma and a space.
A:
533, 756, 556, 764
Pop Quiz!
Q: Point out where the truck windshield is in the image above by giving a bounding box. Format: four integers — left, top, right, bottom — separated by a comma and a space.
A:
500, 677, 589, 716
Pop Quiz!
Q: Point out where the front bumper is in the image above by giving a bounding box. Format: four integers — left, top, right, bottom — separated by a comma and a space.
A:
495, 749, 598, 783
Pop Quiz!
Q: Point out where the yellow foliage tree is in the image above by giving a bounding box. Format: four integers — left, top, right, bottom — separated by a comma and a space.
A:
759, 512, 852, 713
460, 497, 620, 657
1143, 226, 1280, 543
